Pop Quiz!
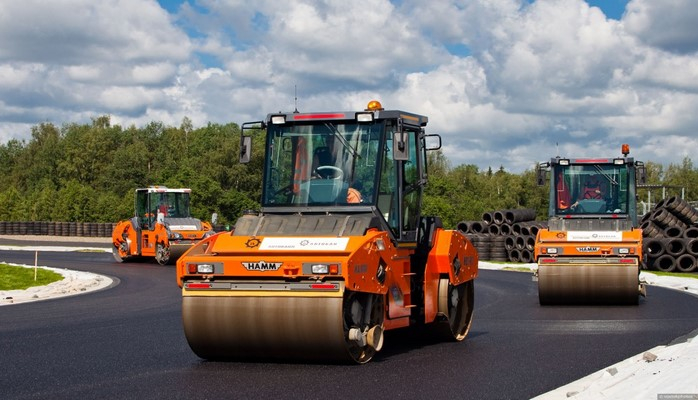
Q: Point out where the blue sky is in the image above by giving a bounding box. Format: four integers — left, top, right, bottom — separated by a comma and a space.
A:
586, 0, 628, 19
1, 0, 697, 173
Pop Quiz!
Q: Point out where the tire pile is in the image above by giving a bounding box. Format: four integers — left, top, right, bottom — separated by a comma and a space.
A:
0, 221, 116, 237
457, 209, 546, 263
640, 196, 698, 273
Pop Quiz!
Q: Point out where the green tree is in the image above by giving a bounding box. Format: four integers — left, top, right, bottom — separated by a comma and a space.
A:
664, 157, 698, 200
0, 187, 27, 220
14, 123, 62, 192
53, 180, 97, 222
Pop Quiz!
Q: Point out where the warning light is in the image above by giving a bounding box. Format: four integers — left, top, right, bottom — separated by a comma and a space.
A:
366, 100, 384, 111
621, 144, 629, 156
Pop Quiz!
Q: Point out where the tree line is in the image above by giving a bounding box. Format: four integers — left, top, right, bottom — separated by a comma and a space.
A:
0, 116, 696, 229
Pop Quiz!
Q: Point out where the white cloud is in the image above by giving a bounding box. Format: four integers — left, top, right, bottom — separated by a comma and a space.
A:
624, 0, 698, 54
0, 0, 697, 173
0, 0, 191, 64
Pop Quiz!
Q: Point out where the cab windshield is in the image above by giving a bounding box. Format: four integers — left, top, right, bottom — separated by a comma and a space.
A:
135, 190, 192, 228
263, 121, 383, 207
553, 164, 630, 215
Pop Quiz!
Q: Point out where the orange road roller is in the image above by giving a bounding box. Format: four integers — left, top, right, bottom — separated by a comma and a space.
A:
176, 101, 478, 363
534, 144, 647, 305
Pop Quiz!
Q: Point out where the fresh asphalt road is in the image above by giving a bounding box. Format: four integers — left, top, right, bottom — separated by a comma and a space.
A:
1, 249, 698, 400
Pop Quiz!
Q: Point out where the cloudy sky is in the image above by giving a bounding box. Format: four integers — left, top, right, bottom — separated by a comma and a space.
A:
1, 0, 697, 172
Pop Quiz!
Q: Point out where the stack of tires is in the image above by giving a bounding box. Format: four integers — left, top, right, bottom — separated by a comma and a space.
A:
505, 219, 547, 263
457, 208, 546, 263
641, 196, 698, 273
0, 221, 116, 237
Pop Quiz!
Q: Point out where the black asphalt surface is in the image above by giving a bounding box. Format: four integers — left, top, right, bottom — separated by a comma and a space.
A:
1, 246, 698, 400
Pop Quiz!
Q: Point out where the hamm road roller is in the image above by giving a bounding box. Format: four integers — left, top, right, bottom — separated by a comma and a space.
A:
534, 144, 647, 305
176, 100, 478, 363
112, 186, 216, 265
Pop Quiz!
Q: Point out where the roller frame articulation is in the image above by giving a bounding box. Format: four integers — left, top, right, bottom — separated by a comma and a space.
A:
537, 262, 640, 305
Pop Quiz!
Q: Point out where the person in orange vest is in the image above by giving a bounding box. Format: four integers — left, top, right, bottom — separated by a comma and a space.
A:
346, 180, 363, 203
581, 174, 604, 199
571, 174, 605, 209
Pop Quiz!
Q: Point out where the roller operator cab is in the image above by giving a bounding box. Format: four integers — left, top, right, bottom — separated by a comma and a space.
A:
176, 101, 479, 364
112, 187, 216, 265
534, 144, 647, 305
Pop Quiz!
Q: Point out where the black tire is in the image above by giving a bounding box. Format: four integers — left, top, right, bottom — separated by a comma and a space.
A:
676, 254, 697, 273
155, 243, 170, 265
654, 254, 677, 272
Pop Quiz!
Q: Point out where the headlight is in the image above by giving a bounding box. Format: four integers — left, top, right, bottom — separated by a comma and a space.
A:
546, 247, 558, 254
309, 263, 340, 274
311, 264, 329, 274
187, 263, 215, 274
356, 112, 374, 122
170, 232, 183, 240
196, 264, 215, 274
618, 248, 629, 254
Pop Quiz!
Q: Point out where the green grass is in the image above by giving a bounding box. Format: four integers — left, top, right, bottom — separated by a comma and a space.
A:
502, 266, 535, 273
644, 270, 698, 280
0, 263, 64, 290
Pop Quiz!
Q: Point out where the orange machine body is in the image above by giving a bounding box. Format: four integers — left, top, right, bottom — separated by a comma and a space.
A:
535, 226, 643, 267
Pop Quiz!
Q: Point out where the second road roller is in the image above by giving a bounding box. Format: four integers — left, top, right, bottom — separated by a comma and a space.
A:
112, 186, 216, 265
176, 100, 478, 363
534, 144, 647, 305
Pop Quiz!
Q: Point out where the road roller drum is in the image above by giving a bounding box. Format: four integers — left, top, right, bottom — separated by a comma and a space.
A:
537, 263, 640, 305
182, 293, 385, 363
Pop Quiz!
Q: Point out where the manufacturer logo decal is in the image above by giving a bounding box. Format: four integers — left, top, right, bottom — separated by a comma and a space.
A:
245, 238, 261, 248
354, 264, 368, 273
242, 261, 282, 271
567, 231, 622, 242
577, 247, 599, 252
259, 237, 350, 251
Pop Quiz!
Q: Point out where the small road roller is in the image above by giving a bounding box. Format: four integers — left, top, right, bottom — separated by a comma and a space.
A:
112, 186, 216, 265
534, 144, 647, 305
176, 100, 478, 363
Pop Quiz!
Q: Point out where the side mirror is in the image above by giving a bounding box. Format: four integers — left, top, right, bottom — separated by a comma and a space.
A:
211, 212, 218, 226
424, 134, 442, 150
239, 120, 265, 164
536, 163, 548, 186
636, 162, 647, 185
240, 136, 252, 164
393, 119, 408, 161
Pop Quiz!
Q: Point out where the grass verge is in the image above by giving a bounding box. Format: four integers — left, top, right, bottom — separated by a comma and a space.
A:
0, 263, 63, 290
502, 266, 535, 273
